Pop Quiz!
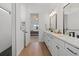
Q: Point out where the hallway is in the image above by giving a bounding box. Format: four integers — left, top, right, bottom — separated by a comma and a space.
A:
30, 36, 39, 42
19, 36, 51, 56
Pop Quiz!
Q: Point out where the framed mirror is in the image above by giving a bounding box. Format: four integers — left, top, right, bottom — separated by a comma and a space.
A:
49, 10, 57, 32
63, 3, 79, 38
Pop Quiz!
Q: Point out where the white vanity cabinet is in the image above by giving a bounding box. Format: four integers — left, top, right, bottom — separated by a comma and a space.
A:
52, 38, 72, 56
43, 32, 74, 56
51, 36, 71, 56
65, 43, 79, 56
43, 33, 57, 55
51, 40, 58, 56
56, 43, 72, 56
43, 32, 48, 42
47, 35, 58, 55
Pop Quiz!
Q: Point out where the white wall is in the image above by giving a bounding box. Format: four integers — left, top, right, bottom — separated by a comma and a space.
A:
12, 3, 16, 56
12, 3, 29, 56
67, 11, 79, 29
24, 6, 31, 45
0, 4, 11, 53
16, 4, 26, 55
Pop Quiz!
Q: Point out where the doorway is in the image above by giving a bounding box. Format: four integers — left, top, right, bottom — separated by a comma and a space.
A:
30, 13, 39, 42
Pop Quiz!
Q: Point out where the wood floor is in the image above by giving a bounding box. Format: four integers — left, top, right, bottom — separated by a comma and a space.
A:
19, 36, 51, 56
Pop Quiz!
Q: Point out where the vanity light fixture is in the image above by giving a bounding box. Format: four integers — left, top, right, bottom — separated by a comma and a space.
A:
49, 11, 56, 17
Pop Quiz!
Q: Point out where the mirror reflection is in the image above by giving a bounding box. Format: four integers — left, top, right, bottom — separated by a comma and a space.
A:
49, 10, 57, 32
63, 3, 79, 38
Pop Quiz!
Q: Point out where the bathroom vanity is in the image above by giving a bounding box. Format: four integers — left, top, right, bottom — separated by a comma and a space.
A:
43, 31, 79, 56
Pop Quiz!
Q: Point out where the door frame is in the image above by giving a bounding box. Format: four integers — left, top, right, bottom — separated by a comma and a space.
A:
12, 3, 16, 56
30, 13, 40, 39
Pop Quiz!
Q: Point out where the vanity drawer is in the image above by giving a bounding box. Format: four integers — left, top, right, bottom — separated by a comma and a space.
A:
65, 43, 79, 56
47, 33, 65, 48
54, 38, 65, 48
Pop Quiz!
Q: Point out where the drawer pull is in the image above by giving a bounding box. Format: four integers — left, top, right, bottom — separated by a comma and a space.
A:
56, 46, 60, 49
67, 48, 77, 55
74, 47, 79, 50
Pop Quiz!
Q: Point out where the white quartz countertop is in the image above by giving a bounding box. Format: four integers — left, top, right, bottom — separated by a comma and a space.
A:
44, 31, 79, 49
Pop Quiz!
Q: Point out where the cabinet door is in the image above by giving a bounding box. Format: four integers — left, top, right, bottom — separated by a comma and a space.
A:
46, 35, 51, 49
51, 41, 58, 56
43, 32, 46, 41
47, 36, 53, 53
46, 34, 57, 55
45, 34, 58, 56
43, 33, 48, 44
43, 32, 47, 42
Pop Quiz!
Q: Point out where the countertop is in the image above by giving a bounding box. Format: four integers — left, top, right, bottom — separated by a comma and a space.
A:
44, 31, 79, 49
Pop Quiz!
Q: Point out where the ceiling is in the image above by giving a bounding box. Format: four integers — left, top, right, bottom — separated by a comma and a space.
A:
0, 3, 11, 12
23, 3, 66, 14
0, 3, 67, 14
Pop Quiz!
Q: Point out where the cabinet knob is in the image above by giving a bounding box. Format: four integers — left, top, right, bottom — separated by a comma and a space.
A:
56, 46, 60, 49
